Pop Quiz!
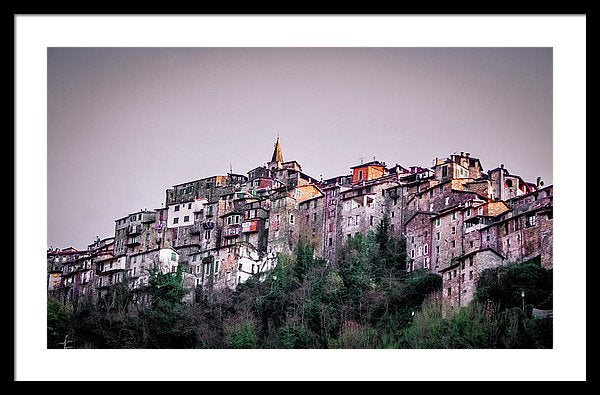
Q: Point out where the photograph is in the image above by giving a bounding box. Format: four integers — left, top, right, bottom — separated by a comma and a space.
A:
46, 47, 555, 350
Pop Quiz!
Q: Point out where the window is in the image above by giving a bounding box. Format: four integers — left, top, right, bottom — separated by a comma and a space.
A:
391, 211, 395, 218
466, 209, 471, 217
451, 226, 456, 235
358, 170, 363, 180
328, 237, 333, 247
442, 166, 448, 178
430, 203, 434, 212
411, 236, 415, 244
411, 249, 415, 258
174, 205, 180, 212
445, 197, 450, 206
436, 232, 441, 240
173, 217, 179, 224
451, 240, 456, 248
451, 212, 456, 221
192, 255, 197, 262
469, 271, 473, 280
526, 213, 536, 227
290, 214, 295, 224
469, 241, 474, 248
429, 189, 433, 198
435, 218, 441, 227
435, 246, 440, 254
313, 213, 317, 221
370, 216, 374, 226
171, 252, 176, 261
184, 215, 190, 222
447, 287, 451, 296
424, 244, 429, 255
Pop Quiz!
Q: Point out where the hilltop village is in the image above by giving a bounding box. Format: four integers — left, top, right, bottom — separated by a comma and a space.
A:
48, 138, 553, 309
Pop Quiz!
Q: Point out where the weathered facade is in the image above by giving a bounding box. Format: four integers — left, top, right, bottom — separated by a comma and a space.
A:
49, 141, 552, 309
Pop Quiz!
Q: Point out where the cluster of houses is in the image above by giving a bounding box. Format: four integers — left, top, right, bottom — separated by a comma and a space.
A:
48, 137, 553, 309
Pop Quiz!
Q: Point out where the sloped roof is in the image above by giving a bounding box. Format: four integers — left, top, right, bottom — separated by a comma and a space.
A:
271, 137, 283, 162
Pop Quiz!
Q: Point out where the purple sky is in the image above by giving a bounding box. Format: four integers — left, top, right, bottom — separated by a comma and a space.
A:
48, 47, 552, 250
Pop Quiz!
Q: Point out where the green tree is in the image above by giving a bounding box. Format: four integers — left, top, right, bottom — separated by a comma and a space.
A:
47, 298, 73, 348
224, 318, 257, 348
476, 257, 553, 312
142, 264, 195, 348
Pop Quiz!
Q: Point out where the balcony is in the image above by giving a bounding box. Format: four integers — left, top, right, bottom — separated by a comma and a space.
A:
204, 210, 215, 218
127, 224, 143, 236
125, 237, 141, 247
140, 212, 156, 223
223, 226, 241, 238
242, 220, 259, 233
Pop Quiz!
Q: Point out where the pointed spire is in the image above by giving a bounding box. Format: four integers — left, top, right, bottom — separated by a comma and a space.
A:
271, 135, 283, 163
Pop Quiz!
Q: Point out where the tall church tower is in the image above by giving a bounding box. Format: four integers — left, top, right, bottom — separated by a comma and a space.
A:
268, 136, 284, 171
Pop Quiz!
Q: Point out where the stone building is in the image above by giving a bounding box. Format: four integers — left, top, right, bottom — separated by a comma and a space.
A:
47, 247, 82, 299
440, 248, 505, 309
49, 140, 553, 311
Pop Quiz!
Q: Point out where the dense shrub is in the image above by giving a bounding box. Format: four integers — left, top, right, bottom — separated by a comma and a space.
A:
55, 219, 551, 349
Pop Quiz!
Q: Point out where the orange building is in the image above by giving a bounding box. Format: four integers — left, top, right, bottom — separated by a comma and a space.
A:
350, 161, 387, 184
295, 184, 323, 203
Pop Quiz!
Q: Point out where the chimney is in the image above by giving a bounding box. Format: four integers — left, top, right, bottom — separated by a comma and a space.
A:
500, 164, 504, 169
460, 151, 464, 156
536, 177, 542, 187
465, 152, 470, 158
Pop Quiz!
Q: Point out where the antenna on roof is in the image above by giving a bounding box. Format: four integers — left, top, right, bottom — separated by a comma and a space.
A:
373, 156, 376, 162
359, 157, 364, 164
